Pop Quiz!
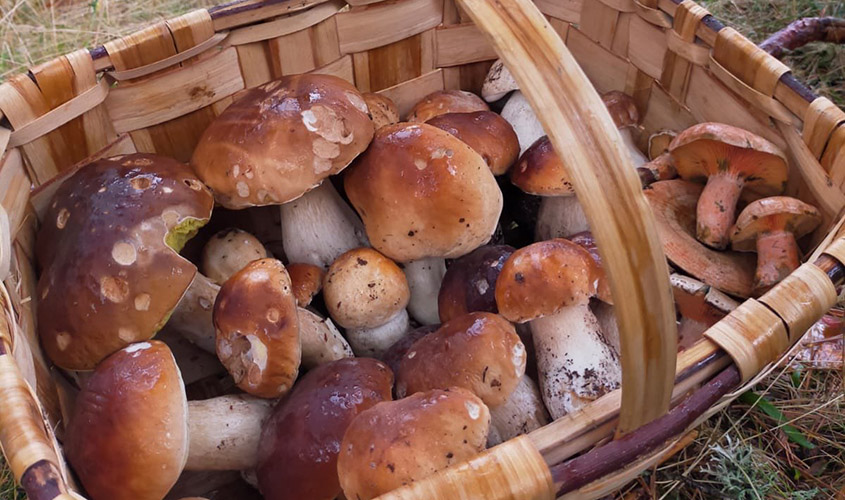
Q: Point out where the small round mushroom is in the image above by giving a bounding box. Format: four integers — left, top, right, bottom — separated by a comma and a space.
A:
363, 92, 400, 129
406, 90, 489, 123
213, 258, 300, 398
297, 307, 354, 368
345, 123, 503, 325
36, 153, 214, 370
730, 196, 821, 294
670, 122, 788, 249
337, 388, 490, 500
256, 358, 393, 500
437, 244, 515, 323
286, 263, 325, 307
601, 91, 648, 167
426, 111, 520, 175
495, 239, 621, 420
201, 228, 270, 285
670, 273, 738, 350
481, 59, 519, 102
323, 247, 411, 357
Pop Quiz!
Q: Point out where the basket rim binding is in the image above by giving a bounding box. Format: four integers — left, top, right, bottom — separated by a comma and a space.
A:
1, 0, 844, 499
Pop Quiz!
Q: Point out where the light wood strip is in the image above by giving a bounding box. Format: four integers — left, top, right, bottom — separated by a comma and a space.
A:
610, 13, 631, 58
597, 0, 636, 12
336, 0, 443, 53
758, 263, 837, 343
352, 51, 371, 91
376, 69, 444, 118
821, 124, 845, 172
227, 0, 345, 45
107, 32, 226, 81
236, 42, 274, 88
0, 76, 60, 184
0, 149, 31, 241
269, 28, 317, 76
803, 97, 845, 159
65, 49, 118, 156
309, 54, 355, 83
578, 0, 619, 49
633, 0, 672, 28
708, 55, 798, 125
566, 28, 629, 94
211, 0, 330, 31
627, 15, 667, 80
533, 0, 582, 23
435, 24, 497, 67
713, 27, 790, 97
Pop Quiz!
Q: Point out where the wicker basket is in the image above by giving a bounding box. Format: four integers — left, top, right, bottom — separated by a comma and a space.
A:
1, 0, 844, 498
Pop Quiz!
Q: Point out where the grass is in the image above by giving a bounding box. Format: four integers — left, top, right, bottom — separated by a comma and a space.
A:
0, 0, 843, 499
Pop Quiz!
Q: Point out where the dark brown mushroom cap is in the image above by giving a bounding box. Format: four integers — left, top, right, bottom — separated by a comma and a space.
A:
601, 91, 640, 129
568, 232, 612, 304
214, 258, 301, 398
344, 123, 503, 262
426, 111, 519, 175
730, 196, 821, 251
36, 154, 213, 370
495, 239, 599, 323
66, 341, 188, 500
381, 324, 440, 376
338, 387, 490, 500
509, 135, 574, 196
437, 245, 515, 323
396, 312, 525, 406
363, 92, 400, 129
256, 358, 393, 500
191, 74, 374, 209
201, 228, 269, 285
406, 90, 489, 123
286, 262, 325, 307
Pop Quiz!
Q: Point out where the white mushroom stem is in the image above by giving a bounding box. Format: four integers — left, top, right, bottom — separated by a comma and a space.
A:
618, 129, 649, 168
487, 375, 550, 447
297, 307, 354, 368
166, 273, 220, 353
280, 181, 369, 269
528, 303, 621, 420
345, 309, 410, 358
501, 91, 546, 155
186, 395, 274, 471
403, 257, 447, 325
535, 196, 589, 240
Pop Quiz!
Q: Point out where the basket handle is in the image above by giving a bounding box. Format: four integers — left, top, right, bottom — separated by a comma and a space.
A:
458, 0, 678, 433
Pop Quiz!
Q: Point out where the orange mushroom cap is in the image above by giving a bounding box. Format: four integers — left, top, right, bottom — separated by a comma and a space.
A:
363, 92, 399, 129
286, 262, 325, 307
406, 90, 489, 123
509, 135, 574, 196
426, 111, 520, 175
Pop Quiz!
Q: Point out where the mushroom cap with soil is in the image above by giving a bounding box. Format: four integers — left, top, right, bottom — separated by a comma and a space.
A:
730, 196, 821, 294
437, 244, 515, 323
406, 89, 489, 123
201, 228, 270, 285
213, 258, 300, 398
337, 387, 490, 500
426, 111, 520, 175
669, 122, 788, 249
286, 263, 325, 307
363, 92, 399, 129
36, 153, 214, 370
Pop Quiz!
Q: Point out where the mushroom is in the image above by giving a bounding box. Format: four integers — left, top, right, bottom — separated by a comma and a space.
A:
426, 111, 520, 175
500, 91, 546, 155
191, 74, 374, 268
35, 153, 214, 370
323, 247, 411, 357
670, 273, 738, 350
669, 122, 788, 249
363, 92, 400, 129
486, 374, 550, 447
381, 324, 440, 375
201, 228, 270, 285
600, 91, 648, 167
406, 89, 489, 123
213, 258, 300, 398
256, 358, 393, 500
344, 123, 503, 325
644, 179, 755, 298
495, 239, 621, 420
337, 388, 490, 500
162, 273, 220, 353
637, 152, 677, 188
730, 196, 821, 294
297, 307, 354, 368
286, 262, 325, 307
648, 130, 677, 160
437, 244, 515, 323
65, 341, 273, 500
481, 59, 518, 102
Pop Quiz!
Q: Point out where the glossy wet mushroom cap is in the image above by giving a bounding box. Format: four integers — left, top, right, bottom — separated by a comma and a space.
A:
426, 111, 520, 175
191, 74, 374, 209
201, 228, 270, 285
437, 244, 515, 323
36, 153, 214, 370
286, 263, 325, 307
381, 324, 439, 375
214, 258, 300, 398
363, 92, 400, 129
509, 135, 574, 196
568, 231, 612, 304
406, 90, 489, 123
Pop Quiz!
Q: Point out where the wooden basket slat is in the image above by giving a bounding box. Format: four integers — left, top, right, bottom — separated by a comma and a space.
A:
659, 1, 707, 99
609, 12, 632, 58
628, 15, 667, 81
227, 0, 345, 46
312, 54, 356, 83
821, 124, 845, 172
578, 0, 619, 50
803, 97, 845, 159
361, 34, 426, 92
335, 0, 442, 53
209, 0, 331, 31
376, 68, 444, 117
534, 0, 581, 23
566, 28, 630, 94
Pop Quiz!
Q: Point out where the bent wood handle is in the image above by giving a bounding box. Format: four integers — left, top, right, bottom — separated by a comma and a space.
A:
458, 0, 678, 433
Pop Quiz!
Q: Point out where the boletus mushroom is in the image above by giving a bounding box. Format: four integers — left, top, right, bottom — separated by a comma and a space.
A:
296, 307, 353, 368
406, 89, 489, 123
670, 122, 788, 249
426, 111, 520, 175
36, 153, 214, 370
286, 262, 325, 307
201, 228, 270, 285
363, 92, 399, 129
481, 59, 518, 103
601, 91, 648, 167
730, 196, 821, 294
437, 244, 515, 323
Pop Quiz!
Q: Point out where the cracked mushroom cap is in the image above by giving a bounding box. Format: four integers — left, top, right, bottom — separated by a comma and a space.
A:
286, 263, 325, 307
730, 196, 821, 251
66, 341, 188, 500
214, 258, 300, 398
437, 244, 515, 323
344, 123, 503, 262
36, 154, 213, 370
601, 91, 640, 129
396, 312, 526, 406
363, 92, 399, 129
201, 228, 270, 285
338, 387, 490, 500
495, 239, 600, 324
323, 247, 410, 329
426, 111, 520, 175
407, 90, 489, 123
509, 135, 574, 196
569, 231, 612, 304
257, 358, 393, 500
191, 74, 374, 209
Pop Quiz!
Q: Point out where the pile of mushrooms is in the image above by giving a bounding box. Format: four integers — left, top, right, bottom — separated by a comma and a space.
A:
34, 58, 824, 500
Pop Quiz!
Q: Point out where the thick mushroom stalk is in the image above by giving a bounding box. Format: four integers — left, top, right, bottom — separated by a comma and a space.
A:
202, 228, 270, 285
165, 273, 220, 353
601, 91, 648, 168
487, 375, 549, 446
403, 257, 447, 325
297, 307, 353, 368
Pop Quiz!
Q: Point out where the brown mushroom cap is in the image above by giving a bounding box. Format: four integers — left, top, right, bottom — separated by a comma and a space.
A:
287, 263, 325, 307
363, 92, 399, 129
644, 179, 755, 297
437, 244, 515, 323
214, 258, 300, 398
671, 273, 738, 350
601, 91, 640, 129
396, 312, 525, 406
66, 341, 188, 500
201, 228, 270, 285
257, 358, 393, 500
568, 231, 612, 304
338, 387, 490, 500
426, 111, 520, 175
191, 74, 374, 209
344, 123, 503, 262
509, 135, 574, 196
36, 154, 214, 370
381, 324, 440, 376
495, 239, 599, 323
323, 247, 410, 329
731, 196, 821, 251
406, 90, 489, 123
